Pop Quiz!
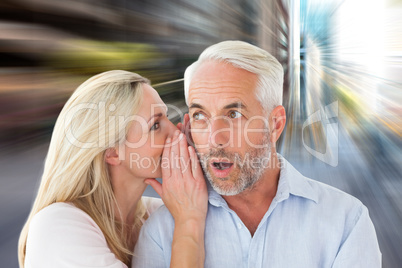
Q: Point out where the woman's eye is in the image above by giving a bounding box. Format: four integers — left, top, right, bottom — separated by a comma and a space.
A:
193, 112, 206, 121
150, 122, 160, 131
228, 111, 242, 119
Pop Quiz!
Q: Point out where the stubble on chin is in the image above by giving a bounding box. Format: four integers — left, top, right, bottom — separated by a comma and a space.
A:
205, 165, 242, 195
197, 135, 271, 196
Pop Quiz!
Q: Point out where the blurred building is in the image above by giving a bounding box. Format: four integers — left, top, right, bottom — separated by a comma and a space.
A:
0, 0, 281, 148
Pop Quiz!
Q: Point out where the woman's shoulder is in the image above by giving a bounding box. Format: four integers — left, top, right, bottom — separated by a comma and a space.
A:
33, 202, 86, 217
28, 202, 103, 242
141, 196, 163, 215
30, 202, 98, 230
26, 202, 125, 267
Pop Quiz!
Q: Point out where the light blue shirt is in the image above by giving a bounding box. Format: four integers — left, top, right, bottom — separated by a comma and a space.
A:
133, 155, 381, 268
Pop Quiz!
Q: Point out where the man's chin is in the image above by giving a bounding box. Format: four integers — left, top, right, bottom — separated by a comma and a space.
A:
212, 186, 242, 196
208, 177, 242, 196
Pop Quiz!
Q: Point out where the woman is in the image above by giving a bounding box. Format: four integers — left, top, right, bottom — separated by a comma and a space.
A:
18, 70, 207, 268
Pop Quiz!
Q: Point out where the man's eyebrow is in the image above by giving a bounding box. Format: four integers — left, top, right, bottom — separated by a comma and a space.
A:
189, 103, 204, 110
223, 102, 248, 111
189, 102, 248, 111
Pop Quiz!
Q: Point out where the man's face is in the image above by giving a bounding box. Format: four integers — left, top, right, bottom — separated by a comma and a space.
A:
188, 61, 272, 196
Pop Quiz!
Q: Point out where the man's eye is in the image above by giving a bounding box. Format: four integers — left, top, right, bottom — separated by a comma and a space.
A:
193, 113, 206, 121
228, 111, 242, 119
150, 122, 160, 131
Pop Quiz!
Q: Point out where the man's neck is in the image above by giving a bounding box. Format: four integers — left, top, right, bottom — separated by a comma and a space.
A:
222, 154, 281, 236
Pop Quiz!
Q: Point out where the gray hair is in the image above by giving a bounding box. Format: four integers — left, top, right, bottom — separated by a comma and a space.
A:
184, 40, 284, 113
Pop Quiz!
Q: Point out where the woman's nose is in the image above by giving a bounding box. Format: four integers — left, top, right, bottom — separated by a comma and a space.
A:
166, 119, 179, 138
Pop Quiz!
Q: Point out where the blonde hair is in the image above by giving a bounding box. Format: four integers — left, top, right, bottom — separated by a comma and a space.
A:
18, 70, 150, 267
184, 40, 284, 113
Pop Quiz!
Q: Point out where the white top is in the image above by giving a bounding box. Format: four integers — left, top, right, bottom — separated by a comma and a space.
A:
25, 196, 163, 268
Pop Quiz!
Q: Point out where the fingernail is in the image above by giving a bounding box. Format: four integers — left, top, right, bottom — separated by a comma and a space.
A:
166, 137, 171, 143
179, 133, 184, 140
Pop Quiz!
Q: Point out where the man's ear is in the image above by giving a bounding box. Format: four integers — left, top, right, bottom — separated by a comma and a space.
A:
105, 148, 120, 166
269, 105, 286, 143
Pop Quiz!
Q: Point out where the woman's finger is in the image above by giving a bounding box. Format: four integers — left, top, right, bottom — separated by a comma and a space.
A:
183, 113, 194, 147
161, 137, 171, 179
189, 146, 204, 181
176, 122, 183, 132
170, 130, 181, 180
179, 132, 192, 179
183, 113, 189, 129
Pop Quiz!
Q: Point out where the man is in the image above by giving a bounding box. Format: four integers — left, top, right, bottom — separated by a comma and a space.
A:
133, 41, 381, 267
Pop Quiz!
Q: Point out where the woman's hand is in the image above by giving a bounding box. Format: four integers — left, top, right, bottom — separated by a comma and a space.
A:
145, 130, 207, 267
176, 113, 194, 148
145, 129, 208, 222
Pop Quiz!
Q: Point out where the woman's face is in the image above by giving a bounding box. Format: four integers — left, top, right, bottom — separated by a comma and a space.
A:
121, 84, 177, 179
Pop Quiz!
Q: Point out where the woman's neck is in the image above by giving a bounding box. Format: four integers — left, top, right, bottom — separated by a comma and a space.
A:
108, 165, 147, 222
111, 169, 148, 251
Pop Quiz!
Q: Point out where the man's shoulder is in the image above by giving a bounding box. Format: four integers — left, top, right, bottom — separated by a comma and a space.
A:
281, 155, 364, 211
297, 176, 367, 225
143, 204, 174, 230
304, 176, 362, 206
141, 196, 164, 215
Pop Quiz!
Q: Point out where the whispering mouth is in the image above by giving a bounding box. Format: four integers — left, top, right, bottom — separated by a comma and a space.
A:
212, 162, 233, 170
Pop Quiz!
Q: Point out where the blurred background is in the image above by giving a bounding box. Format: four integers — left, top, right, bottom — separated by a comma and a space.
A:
0, 0, 401, 267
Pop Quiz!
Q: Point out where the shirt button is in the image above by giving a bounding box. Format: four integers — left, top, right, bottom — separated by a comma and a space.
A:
237, 222, 242, 229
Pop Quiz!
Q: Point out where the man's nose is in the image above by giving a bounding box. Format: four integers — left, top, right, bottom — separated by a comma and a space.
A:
209, 117, 231, 148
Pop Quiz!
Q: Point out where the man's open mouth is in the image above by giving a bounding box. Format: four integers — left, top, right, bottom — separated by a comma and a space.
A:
211, 162, 233, 170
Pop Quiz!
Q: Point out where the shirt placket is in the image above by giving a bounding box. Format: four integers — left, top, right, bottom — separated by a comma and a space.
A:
229, 211, 252, 267
248, 195, 288, 268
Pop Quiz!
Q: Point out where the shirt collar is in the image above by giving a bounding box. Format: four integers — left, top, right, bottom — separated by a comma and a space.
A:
277, 154, 318, 203
207, 154, 318, 207
207, 182, 229, 209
